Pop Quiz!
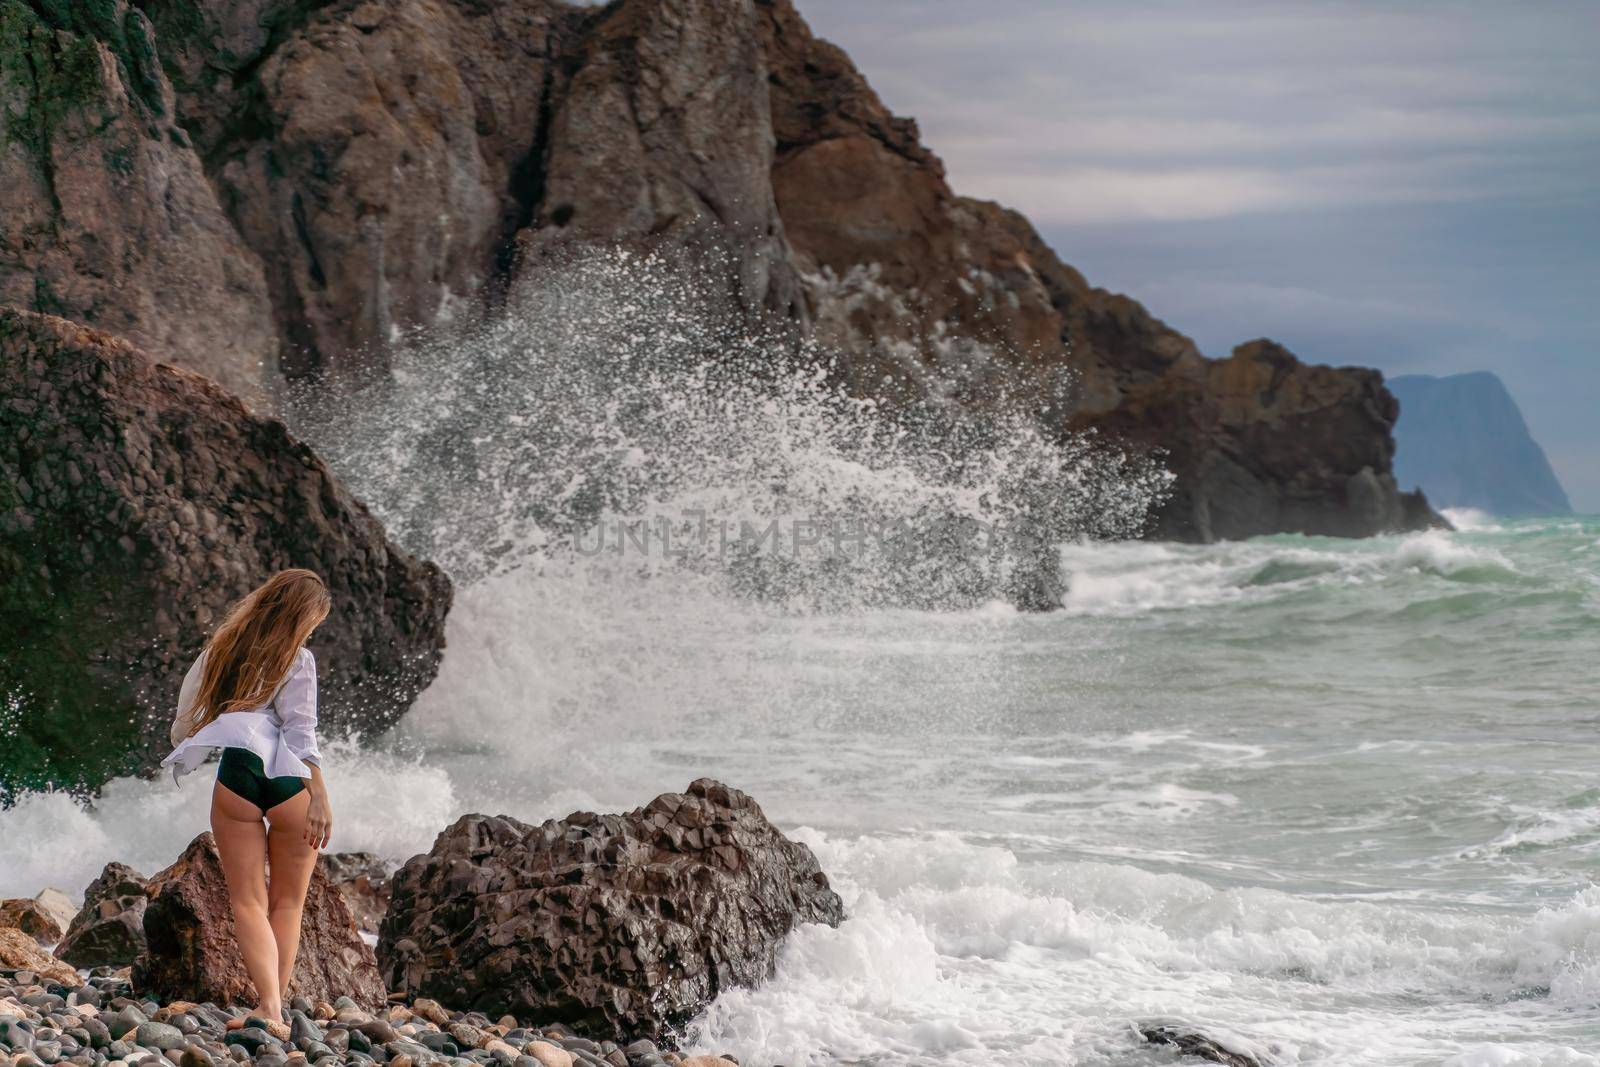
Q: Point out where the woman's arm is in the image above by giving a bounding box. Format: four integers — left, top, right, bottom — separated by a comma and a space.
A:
303, 763, 333, 850
276, 650, 323, 767
277, 650, 331, 849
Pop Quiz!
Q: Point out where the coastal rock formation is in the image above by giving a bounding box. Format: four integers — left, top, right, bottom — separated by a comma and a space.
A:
4, 0, 1434, 540
1390, 372, 1573, 517
379, 779, 846, 1041
0, 308, 451, 795
760, 5, 1432, 539
170, 0, 562, 379
54, 862, 150, 968
0, 0, 279, 401
132, 833, 385, 1010
1081, 340, 1441, 541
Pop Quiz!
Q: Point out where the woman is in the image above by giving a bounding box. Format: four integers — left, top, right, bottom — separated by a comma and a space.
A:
162, 569, 335, 1029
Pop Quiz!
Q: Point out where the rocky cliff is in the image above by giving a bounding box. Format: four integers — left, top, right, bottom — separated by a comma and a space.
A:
1389, 372, 1573, 517
0, 0, 1435, 540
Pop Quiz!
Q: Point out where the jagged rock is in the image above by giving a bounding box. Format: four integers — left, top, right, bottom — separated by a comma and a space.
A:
513, 0, 805, 324
378, 779, 845, 1041
0, 0, 278, 401
0, 889, 75, 944
0, 926, 78, 986
132, 833, 386, 1010
1080, 339, 1440, 541
197, 0, 565, 379
321, 853, 392, 935
54, 862, 150, 968
1140, 1025, 1263, 1067
0, 308, 452, 796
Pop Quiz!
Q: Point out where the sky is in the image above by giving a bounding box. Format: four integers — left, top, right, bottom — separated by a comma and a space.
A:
800, 0, 1600, 511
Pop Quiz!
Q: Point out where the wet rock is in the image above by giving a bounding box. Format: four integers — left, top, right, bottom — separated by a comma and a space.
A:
520, 1046, 570, 1067
131, 833, 385, 1011
379, 779, 844, 1041
318, 858, 392, 937
55, 865, 151, 969
0, 310, 452, 796
1141, 1026, 1263, 1067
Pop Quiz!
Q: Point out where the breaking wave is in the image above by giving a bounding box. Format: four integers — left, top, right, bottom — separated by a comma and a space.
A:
293, 249, 1171, 612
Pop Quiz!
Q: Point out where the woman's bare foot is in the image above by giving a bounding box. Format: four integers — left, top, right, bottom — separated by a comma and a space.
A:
229, 1009, 289, 1040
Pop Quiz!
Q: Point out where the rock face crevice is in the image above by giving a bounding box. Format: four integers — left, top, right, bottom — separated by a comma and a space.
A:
0, 0, 280, 401
0, 307, 451, 795
378, 779, 846, 1042
0, 0, 1438, 539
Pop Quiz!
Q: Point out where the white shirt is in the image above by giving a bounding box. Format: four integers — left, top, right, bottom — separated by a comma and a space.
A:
160, 647, 322, 783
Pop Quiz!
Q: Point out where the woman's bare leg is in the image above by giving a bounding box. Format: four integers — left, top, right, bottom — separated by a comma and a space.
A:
264, 789, 318, 1001
211, 784, 282, 1019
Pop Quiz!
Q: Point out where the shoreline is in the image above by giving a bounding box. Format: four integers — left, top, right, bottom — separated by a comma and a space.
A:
0, 967, 739, 1067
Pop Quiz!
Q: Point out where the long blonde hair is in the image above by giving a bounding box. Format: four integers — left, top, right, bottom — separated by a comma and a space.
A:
187, 569, 331, 734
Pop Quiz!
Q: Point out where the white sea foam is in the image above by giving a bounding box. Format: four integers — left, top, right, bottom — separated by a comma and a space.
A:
686, 831, 1600, 1066
1441, 507, 1504, 533
1056, 530, 1522, 617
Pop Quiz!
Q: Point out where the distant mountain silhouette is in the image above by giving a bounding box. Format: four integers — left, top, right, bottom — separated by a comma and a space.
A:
1390, 372, 1572, 516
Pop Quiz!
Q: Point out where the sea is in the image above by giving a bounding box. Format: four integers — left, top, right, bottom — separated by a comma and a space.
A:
4, 256, 1597, 1066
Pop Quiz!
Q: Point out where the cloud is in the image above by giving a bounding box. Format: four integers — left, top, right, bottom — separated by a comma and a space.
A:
800, 0, 1600, 225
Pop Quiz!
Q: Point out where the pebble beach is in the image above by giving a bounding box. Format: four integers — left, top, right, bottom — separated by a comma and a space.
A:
0, 968, 741, 1067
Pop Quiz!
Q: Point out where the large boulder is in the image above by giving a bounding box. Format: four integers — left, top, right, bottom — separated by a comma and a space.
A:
0, 308, 452, 796
379, 779, 846, 1041
132, 833, 386, 1010
54, 862, 150, 968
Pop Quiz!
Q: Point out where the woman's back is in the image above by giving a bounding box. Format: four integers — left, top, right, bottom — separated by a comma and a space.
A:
166, 646, 322, 780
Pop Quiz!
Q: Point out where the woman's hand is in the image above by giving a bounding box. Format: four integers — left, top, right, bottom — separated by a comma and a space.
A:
304, 764, 332, 850
304, 788, 333, 849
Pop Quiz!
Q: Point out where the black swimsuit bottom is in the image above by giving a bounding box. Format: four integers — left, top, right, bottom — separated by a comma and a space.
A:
217, 747, 306, 813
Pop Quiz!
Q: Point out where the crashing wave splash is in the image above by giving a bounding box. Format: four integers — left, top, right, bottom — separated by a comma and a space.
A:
293, 249, 1171, 612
